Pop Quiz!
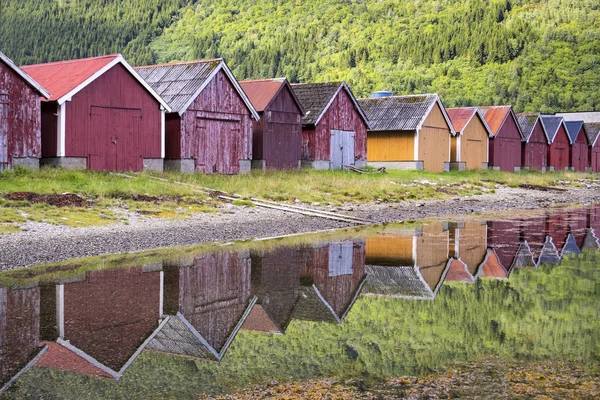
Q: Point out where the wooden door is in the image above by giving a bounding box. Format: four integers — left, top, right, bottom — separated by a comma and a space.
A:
0, 93, 9, 171
330, 130, 355, 170
116, 113, 142, 171
328, 241, 354, 277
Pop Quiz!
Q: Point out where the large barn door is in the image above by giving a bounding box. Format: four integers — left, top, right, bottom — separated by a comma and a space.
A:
0, 93, 9, 171
330, 130, 355, 170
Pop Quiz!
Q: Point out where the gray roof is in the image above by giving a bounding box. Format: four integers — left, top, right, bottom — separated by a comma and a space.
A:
510, 242, 536, 269
147, 314, 215, 360
516, 112, 543, 142
556, 111, 600, 123
582, 229, 599, 251
363, 265, 436, 300
358, 94, 454, 133
537, 236, 561, 266
564, 121, 584, 144
135, 59, 259, 119
561, 234, 581, 256
584, 123, 600, 147
0, 51, 50, 98
540, 116, 565, 143
290, 82, 369, 128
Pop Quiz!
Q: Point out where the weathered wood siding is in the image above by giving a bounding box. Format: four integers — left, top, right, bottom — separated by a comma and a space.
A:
178, 250, 252, 352
178, 70, 253, 174
365, 234, 414, 266
304, 89, 367, 166
63, 267, 161, 371
457, 222, 488, 275
367, 130, 415, 161
62, 63, 163, 171
418, 103, 451, 173
547, 125, 570, 171
0, 59, 42, 170
570, 126, 589, 172
416, 223, 449, 290
489, 115, 522, 172
459, 116, 489, 170
591, 140, 600, 173
255, 85, 302, 169
0, 286, 40, 386
522, 121, 548, 170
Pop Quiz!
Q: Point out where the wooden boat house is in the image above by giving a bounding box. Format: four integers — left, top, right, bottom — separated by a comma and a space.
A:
446, 107, 491, 170
358, 94, 454, 173
477, 106, 523, 172
22, 54, 171, 172
541, 116, 570, 171
290, 82, 369, 170
0, 51, 50, 171
564, 121, 589, 172
584, 123, 600, 172
136, 59, 259, 174
516, 112, 549, 172
239, 78, 304, 170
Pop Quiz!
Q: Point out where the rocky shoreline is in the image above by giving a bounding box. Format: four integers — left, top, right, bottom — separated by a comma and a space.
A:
1, 185, 599, 270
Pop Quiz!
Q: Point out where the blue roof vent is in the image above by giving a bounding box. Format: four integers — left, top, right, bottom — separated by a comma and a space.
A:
371, 90, 393, 98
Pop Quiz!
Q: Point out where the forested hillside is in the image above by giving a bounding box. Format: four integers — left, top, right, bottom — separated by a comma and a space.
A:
1, 0, 599, 112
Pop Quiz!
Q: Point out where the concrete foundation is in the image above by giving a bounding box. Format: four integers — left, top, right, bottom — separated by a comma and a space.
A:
251, 160, 267, 171
548, 166, 555, 172
301, 160, 331, 170
448, 162, 465, 171
12, 157, 40, 170
164, 159, 195, 174
239, 160, 252, 174
41, 157, 87, 170
443, 162, 450, 172
354, 159, 368, 169
514, 166, 521, 172
142, 261, 163, 273
481, 162, 489, 169
143, 158, 164, 173
368, 161, 424, 171
489, 165, 501, 171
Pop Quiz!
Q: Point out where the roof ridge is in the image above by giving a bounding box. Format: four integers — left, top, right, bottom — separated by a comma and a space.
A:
135, 58, 223, 69
291, 81, 342, 86
21, 54, 120, 68
359, 93, 437, 101
240, 77, 286, 83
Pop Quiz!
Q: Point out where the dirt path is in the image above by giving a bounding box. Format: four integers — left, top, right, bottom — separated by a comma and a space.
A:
1, 185, 599, 270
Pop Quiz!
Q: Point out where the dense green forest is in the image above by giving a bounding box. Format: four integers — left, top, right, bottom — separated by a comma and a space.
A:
1, 0, 599, 112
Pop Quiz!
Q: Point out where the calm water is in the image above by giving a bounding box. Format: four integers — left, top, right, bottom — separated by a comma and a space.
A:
0, 205, 599, 399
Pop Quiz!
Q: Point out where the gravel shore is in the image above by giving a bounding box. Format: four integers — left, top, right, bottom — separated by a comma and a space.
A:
1, 184, 599, 270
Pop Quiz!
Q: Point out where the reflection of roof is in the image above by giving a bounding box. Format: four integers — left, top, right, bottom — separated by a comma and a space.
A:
510, 242, 536, 270
445, 259, 475, 283
242, 305, 282, 334
359, 94, 454, 133
581, 229, 600, 251
561, 234, 581, 256
476, 249, 509, 279
0, 345, 48, 396
478, 106, 521, 139
293, 279, 366, 323
537, 236, 561, 266
36, 341, 112, 379
363, 264, 449, 299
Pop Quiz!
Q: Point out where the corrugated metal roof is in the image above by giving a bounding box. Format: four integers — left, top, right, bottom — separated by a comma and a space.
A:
239, 78, 286, 112
358, 94, 453, 132
516, 112, 542, 142
135, 60, 221, 114
0, 51, 50, 98
556, 111, 600, 123
147, 314, 214, 360
478, 106, 517, 138
446, 107, 477, 133
584, 123, 600, 147
363, 265, 434, 299
21, 55, 119, 101
564, 121, 584, 144
540, 116, 565, 143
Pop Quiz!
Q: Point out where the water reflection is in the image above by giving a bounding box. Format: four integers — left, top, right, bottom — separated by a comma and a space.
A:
0, 204, 599, 395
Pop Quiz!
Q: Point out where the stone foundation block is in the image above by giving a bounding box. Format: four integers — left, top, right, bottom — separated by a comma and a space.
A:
164, 159, 195, 174
143, 158, 164, 173
301, 160, 331, 170
41, 157, 87, 170
12, 157, 40, 170
239, 160, 252, 174
367, 161, 424, 171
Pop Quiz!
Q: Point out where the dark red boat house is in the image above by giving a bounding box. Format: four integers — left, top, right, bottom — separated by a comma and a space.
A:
516, 112, 549, 172
564, 121, 589, 172
541, 116, 570, 171
478, 106, 523, 172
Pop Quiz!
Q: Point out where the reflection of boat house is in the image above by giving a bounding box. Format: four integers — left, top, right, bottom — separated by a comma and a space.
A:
149, 250, 256, 361
537, 237, 561, 266
520, 215, 548, 261
477, 249, 510, 279
242, 247, 304, 334
36, 265, 164, 379
447, 221, 488, 281
0, 285, 46, 395
364, 224, 450, 298
293, 240, 366, 323
485, 220, 522, 275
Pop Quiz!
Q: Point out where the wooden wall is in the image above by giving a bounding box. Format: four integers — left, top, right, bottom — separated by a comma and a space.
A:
457, 222, 488, 275
367, 130, 415, 161
306, 88, 367, 164
63, 63, 163, 171
591, 140, 600, 173
487, 221, 521, 269
459, 116, 488, 170
180, 70, 253, 174
418, 103, 451, 173
489, 114, 522, 172
570, 126, 589, 172
365, 234, 414, 266
547, 125, 570, 171
0, 59, 42, 169
416, 223, 449, 290
522, 120, 548, 170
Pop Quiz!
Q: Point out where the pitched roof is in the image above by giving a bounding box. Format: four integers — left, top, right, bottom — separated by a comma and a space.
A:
510, 242, 536, 270
291, 82, 369, 128
239, 78, 304, 114
476, 249, 509, 279
540, 116, 566, 144
537, 236, 561, 266
478, 106, 522, 139
446, 107, 492, 137
555, 111, 600, 123
516, 112, 548, 143
564, 121, 585, 144
358, 94, 454, 133
136, 59, 255, 118
21, 54, 171, 111
445, 259, 475, 283
581, 229, 599, 251
0, 51, 49, 98
583, 123, 600, 147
